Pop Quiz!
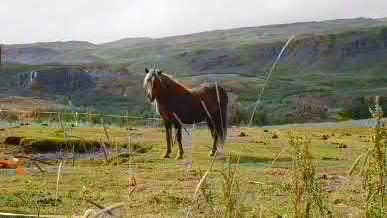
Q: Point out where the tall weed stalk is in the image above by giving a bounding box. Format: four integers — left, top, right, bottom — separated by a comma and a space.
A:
288, 134, 330, 218
350, 96, 386, 217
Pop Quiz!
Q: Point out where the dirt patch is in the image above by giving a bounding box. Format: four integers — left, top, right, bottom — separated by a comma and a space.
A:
4, 137, 24, 145
28, 139, 102, 153
0, 96, 65, 112
4, 137, 104, 153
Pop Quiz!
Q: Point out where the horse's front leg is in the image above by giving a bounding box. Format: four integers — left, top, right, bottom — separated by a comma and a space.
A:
210, 132, 218, 157
164, 121, 172, 158
175, 124, 184, 160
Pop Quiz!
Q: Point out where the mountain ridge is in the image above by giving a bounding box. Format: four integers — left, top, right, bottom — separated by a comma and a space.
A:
3, 16, 386, 47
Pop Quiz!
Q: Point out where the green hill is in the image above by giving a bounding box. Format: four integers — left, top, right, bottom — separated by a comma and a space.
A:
1, 17, 386, 125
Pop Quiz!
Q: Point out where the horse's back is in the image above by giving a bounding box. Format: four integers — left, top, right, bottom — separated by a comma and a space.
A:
191, 83, 228, 108
157, 79, 228, 124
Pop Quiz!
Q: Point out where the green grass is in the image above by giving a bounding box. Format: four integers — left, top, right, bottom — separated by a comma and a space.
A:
0, 126, 382, 217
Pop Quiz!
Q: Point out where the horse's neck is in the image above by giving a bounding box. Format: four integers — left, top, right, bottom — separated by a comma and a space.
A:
161, 77, 189, 96
156, 76, 190, 107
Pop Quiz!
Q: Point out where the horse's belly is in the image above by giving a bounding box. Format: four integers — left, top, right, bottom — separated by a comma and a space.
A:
159, 107, 205, 124
172, 108, 205, 123
157, 95, 208, 124
180, 113, 206, 124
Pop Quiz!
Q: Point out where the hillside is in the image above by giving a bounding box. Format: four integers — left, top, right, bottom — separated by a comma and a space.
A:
1, 17, 387, 125
3, 17, 387, 66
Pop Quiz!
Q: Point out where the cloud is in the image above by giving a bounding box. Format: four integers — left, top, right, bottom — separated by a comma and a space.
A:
1, 0, 386, 44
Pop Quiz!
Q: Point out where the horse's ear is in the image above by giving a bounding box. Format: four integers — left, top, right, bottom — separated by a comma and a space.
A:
145, 68, 149, 74
157, 69, 163, 75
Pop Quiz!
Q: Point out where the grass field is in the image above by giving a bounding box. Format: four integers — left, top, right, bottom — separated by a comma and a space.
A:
0, 125, 385, 217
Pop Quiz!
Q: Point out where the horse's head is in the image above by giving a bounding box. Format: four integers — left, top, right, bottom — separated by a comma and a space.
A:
143, 68, 163, 102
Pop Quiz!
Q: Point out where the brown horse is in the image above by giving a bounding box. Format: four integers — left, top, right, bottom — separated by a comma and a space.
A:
143, 68, 228, 159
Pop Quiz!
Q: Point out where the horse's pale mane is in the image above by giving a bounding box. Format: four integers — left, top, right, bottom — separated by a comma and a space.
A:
144, 69, 192, 101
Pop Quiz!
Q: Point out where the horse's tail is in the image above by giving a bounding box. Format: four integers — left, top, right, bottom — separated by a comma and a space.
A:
217, 87, 228, 144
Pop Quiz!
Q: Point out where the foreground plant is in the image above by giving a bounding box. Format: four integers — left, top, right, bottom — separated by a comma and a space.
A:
350, 96, 386, 217
288, 134, 330, 218
222, 154, 243, 218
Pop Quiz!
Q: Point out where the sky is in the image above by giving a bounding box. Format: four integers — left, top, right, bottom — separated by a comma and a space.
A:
1, 0, 387, 44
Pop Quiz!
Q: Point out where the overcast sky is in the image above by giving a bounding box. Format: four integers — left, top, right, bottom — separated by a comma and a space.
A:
1, 0, 387, 44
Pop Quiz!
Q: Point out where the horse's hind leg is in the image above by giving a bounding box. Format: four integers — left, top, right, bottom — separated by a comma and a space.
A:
207, 119, 218, 156
164, 121, 172, 158
174, 123, 184, 160
211, 133, 218, 157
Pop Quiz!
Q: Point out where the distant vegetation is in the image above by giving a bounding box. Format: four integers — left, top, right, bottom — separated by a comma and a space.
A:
1, 17, 386, 125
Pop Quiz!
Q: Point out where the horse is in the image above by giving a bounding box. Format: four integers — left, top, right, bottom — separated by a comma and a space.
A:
143, 68, 228, 159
